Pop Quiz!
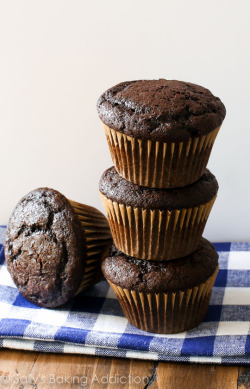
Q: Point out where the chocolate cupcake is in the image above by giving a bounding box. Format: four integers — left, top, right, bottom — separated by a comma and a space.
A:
5, 188, 112, 308
99, 167, 218, 261
102, 238, 219, 334
97, 79, 226, 188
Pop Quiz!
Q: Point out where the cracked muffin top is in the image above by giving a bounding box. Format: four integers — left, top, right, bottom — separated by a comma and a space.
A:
97, 79, 226, 142
102, 238, 219, 293
4, 188, 86, 308
99, 167, 218, 210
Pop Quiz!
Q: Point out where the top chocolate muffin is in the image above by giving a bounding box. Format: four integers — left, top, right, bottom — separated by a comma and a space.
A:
97, 79, 226, 142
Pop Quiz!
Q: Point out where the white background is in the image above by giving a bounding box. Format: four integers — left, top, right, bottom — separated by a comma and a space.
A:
0, 0, 249, 241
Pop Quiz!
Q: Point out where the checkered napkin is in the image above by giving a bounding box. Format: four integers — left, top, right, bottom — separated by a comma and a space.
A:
0, 226, 249, 365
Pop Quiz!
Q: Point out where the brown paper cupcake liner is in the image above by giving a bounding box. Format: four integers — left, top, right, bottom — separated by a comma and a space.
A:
103, 124, 220, 188
68, 200, 112, 293
108, 265, 218, 334
100, 193, 216, 260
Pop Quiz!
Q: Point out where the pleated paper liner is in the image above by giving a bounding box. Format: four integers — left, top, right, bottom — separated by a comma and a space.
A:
103, 123, 220, 188
108, 265, 218, 334
100, 193, 217, 261
68, 200, 112, 294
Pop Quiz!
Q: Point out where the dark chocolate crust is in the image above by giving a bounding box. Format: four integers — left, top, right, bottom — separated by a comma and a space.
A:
102, 238, 218, 292
99, 167, 218, 210
4, 188, 86, 308
97, 80, 226, 142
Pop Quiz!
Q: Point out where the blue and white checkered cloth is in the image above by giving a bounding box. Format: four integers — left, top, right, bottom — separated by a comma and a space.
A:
0, 226, 249, 364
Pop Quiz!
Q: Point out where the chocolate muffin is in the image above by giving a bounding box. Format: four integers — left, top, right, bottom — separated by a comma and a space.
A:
5, 188, 112, 308
102, 238, 219, 333
97, 79, 226, 188
99, 167, 218, 260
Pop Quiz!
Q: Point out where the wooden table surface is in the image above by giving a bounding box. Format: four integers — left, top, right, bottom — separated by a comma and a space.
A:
0, 349, 249, 388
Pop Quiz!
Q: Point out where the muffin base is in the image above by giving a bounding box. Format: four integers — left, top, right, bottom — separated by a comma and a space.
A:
69, 200, 112, 293
100, 193, 216, 261
108, 265, 218, 334
104, 124, 220, 188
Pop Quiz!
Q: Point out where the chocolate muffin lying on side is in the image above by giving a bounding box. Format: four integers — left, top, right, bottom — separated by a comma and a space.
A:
97, 79, 226, 188
5, 188, 112, 308
99, 166, 218, 261
102, 238, 219, 334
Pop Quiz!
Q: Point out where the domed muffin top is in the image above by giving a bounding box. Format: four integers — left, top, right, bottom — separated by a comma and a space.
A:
97, 79, 226, 142
99, 167, 218, 210
102, 238, 219, 293
4, 188, 86, 308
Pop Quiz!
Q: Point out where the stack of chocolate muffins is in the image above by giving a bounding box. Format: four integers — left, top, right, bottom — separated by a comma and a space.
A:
97, 79, 226, 333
